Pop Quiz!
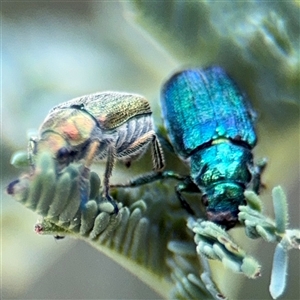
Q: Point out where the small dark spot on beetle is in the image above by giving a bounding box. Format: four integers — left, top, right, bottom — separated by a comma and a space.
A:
125, 161, 131, 168
70, 104, 85, 110
233, 135, 242, 141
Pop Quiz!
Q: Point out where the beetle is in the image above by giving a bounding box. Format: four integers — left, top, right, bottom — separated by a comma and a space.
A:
29, 92, 165, 212
113, 66, 265, 229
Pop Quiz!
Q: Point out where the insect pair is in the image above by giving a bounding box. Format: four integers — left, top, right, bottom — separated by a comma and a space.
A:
29, 66, 265, 230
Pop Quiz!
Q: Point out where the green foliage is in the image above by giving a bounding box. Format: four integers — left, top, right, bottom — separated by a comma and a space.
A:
10, 151, 29, 168
189, 219, 261, 278
7, 152, 222, 299
124, 1, 300, 105
7, 150, 300, 299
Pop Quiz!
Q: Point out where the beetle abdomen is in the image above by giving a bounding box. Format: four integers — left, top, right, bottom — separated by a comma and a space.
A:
161, 66, 257, 158
114, 113, 154, 160
91, 113, 154, 163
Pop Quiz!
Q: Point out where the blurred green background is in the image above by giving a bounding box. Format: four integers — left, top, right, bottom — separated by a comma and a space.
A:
2, 1, 299, 299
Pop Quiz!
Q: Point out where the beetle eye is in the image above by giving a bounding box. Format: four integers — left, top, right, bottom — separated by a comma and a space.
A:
56, 147, 70, 162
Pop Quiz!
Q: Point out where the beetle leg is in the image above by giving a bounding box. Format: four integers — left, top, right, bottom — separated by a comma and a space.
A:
151, 134, 165, 171
111, 169, 198, 215
84, 140, 100, 169
252, 158, 267, 194
103, 145, 115, 195
111, 171, 164, 188
119, 130, 165, 171
156, 126, 176, 154
80, 140, 118, 214
80, 140, 100, 208
111, 170, 185, 188
102, 144, 119, 214
112, 170, 197, 215
175, 179, 198, 215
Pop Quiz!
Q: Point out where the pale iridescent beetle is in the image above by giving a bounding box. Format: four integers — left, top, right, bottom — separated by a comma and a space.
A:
29, 92, 165, 212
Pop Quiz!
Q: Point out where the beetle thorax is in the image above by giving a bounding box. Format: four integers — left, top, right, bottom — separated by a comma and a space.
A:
40, 108, 97, 147
190, 143, 253, 188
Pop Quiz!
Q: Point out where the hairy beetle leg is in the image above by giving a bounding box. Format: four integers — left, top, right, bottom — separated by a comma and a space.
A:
252, 158, 268, 194
80, 140, 119, 214
79, 140, 100, 208
111, 170, 196, 215
175, 179, 198, 215
151, 134, 165, 171
156, 128, 176, 154
111, 170, 185, 188
102, 145, 119, 214
118, 130, 165, 171
79, 166, 91, 209
80, 140, 102, 209
84, 140, 100, 169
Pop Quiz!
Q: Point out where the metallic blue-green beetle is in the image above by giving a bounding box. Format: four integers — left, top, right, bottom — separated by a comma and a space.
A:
115, 66, 265, 229
160, 66, 265, 229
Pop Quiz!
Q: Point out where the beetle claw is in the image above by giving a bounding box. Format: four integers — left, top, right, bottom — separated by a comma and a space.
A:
106, 194, 119, 214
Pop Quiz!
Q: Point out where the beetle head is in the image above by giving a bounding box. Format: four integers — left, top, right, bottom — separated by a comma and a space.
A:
36, 132, 75, 167
202, 183, 246, 230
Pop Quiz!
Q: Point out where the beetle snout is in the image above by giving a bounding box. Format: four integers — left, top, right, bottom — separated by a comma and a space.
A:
204, 183, 245, 229
206, 209, 238, 230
